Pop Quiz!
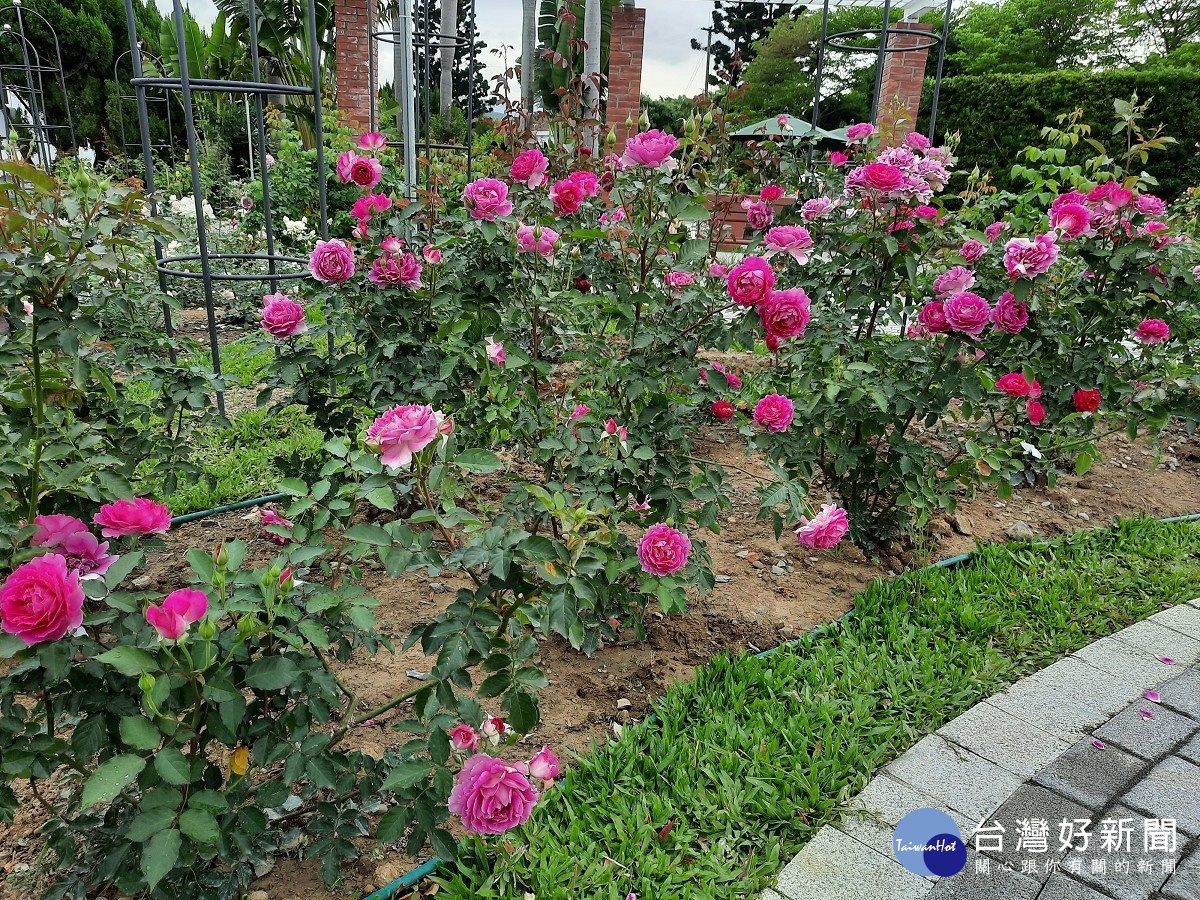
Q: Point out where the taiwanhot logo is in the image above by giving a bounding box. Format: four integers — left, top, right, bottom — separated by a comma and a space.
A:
892, 808, 967, 877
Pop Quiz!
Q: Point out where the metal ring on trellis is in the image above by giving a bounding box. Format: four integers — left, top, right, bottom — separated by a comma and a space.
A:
824, 27, 944, 53
156, 253, 314, 283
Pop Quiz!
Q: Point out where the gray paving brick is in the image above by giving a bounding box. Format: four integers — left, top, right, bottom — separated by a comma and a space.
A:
1036, 871, 1117, 899
761, 892, 789, 900
1181, 733, 1200, 767
1093, 703, 1198, 760
980, 783, 1091, 871
1158, 670, 1200, 722
939, 701, 1076, 777
1033, 738, 1148, 811
838, 772, 974, 865
1112, 621, 1200, 668
1074, 636, 1186, 693
925, 857, 1041, 899
1060, 803, 1181, 899
988, 657, 1145, 739
774, 825, 930, 900
884, 734, 1023, 824
1163, 846, 1200, 900
1121, 756, 1200, 837
1152, 604, 1200, 641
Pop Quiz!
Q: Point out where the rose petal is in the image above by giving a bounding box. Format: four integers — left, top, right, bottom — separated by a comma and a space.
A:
1157, 656, 1177, 665
1138, 708, 1155, 720
1092, 739, 1106, 750
1143, 690, 1161, 703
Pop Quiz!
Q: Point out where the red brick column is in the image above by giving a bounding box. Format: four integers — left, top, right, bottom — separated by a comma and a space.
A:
876, 22, 932, 143
607, 2, 645, 149
335, 0, 376, 130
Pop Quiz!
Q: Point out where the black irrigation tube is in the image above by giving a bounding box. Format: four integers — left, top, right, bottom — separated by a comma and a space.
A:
164, 492, 1200, 899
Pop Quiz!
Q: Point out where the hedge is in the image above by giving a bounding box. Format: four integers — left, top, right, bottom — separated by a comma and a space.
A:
921, 69, 1200, 199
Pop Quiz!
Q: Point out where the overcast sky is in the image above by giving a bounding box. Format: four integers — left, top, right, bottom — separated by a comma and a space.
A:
153, 1, 716, 99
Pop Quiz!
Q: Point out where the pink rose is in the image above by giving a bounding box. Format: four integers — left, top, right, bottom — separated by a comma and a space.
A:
261, 509, 296, 545
309, 239, 356, 283
349, 156, 383, 190
996, 372, 1033, 397
829, 151, 848, 167
261, 293, 307, 339
422, 244, 443, 265
917, 300, 949, 335
1087, 181, 1134, 211
933, 266, 975, 299
30, 513, 87, 548
846, 122, 876, 142
763, 226, 813, 264
801, 197, 839, 221
943, 291, 991, 337
463, 178, 513, 221
904, 132, 931, 151
759, 288, 811, 341
351, 193, 392, 222
849, 162, 904, 194
760, 184, 784, 202
481, 715, 507, 742
989, 292, 1028, 334
600, 206, 626, 226
1050, 202, 1092, 240
450, 723, 479, 751
516, 224, 560, 258
637, 523, 691, 575
726, 256, 775, 307
1135, 318, 1170, 344
485, 336, 506, 365
708, 262, 729, 278
711, 399, 735, 420
959, 239, 986, 264
368, 252, 422, 288
1, 554, 84, 646
1003, 233, 1058, 279
335, 150, 357, 184
665, 271, 695, 291
145, 588, 209, 641
94, 498, 171, 538
54, 531, 117, 578
795, 503, 849, 549
699, 361, 742, 389
550, 178, 585, 216
528, 746, 560, 781
1135, 194, 1166, 216
1073, 389, 1101, 413
567, 169, 600, 198
984, 221, 1007, 243
753, 394, 794, 432
1026, 399, 1046, 426
741, 198, 774, 231
620, 130, 679, 168
568, 403, 590, 421
448, 753, 539, 834
381, 235, 403, 255
357, 131, 388, 152
510, 149, 550, 188
366, 404, 442, 469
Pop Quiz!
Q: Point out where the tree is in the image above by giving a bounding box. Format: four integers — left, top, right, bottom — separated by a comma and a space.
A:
943, 0, 1116, 76
689, 1, 804, 89
1115, 0, 1200, 57
640, 94, 695, 134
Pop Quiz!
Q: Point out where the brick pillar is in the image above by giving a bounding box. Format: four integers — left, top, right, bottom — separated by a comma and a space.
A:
876, 22, 932, 143
607, 2, 645, 149
335, 0, 376, 130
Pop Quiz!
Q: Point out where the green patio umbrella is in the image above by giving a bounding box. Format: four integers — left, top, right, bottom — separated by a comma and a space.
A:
731, 115, 849, 145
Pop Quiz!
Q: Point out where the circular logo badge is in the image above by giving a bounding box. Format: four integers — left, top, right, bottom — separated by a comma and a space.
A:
892, 808, 966, 877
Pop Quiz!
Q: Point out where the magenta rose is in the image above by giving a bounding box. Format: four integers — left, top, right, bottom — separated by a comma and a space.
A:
94, 498, 171, 538
664, 271, 695, 292
829, 151, 848, 167
145, 588, 209, 641
698, 361, 742, 390
462, 178, 513, 221
859, 162, 904, 193
846, 122, 876, 142
366, 404, 442, 469
741, 198, 774, 231
764, 226, 813, 264
357, 131, 387, 152
335, 150, 357, 183
759, 288, 811, 342
261, 294, 307, 339
1026, 399, 1046, 426
944, 291, 991, 337
917, 300, 949, 335
995, 372, 1033, 397
350, 192, 392, 222
1004, 233, 1059, 278
1135, 318, 1170, 344
959, 239, 986, 264
726, 256, 776, 307
261, 509, 296, 545
753, 394, 795, 432
349, 156, 383, 190
568, 169, 600, 198
795, 504, 850, 550
528, 746, 560, 781
989, 292, 1028, 334
309, 239, 356, 283
1, 554, 84, 646
448, 753, 539, 834
933, 266, 975, 299
620, 129, 679, 168
550, 178, 585, 216
510, 149, 549, 188
801, 197, 839, 220
516, 224, 560, 258
55, 532, 117, 578
904, 131, 931, 151
450, 723, 479, 751
1050, 202, 1092, 240
1135, 194, 1166, 216
984, 221, 1007, 243
637, 523, 691, 575
30, 513, 87, 548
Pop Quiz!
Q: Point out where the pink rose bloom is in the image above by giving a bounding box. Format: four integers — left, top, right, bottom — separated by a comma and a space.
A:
528, 746, 560, 781
795, 503, 850, 550
665, 271, 695, 290
904, 132, 931, 151
481, 715, 507, 742
568, 169, 600, 198
753, 394, 794, 432
760, 184, 784, 202
620, 129, 679, 168
448, 753, 539, 835
959, 239, 986, 264
145, 588, 209, 641
1193, 265, 1200, 280
828, 151, 849, 167
510, 149, 550, 188
913, 205, 939, 220
984, 221, 1007, 243
943, 291, 991, 337
849, 163, 904, 194
261, 509, 295, 545
1087, 181, 1134, 211
726, 256, 776, 307
759, 288, 811, 341
1003, 233, 1058, 279
369, 251, 422, 289
381, 235, 403, 255
485, 336, 506, 365
600, 206, 626, 226
261, 293, 307, 339
366, 404, 442, 469
462, 178, 513, 221
846, 122, 876, 142
550, 178, 585, 216
1135, 194, 1166, 216
996, 372, 1033, 397
1135, 318, 1170, 344
1, 554, 84, 646
357, 131, 388, 152
1026, 399, 1046, 426
516, 224, 560, 258
30, 514, 88, 548
422, 244, 443, 264
309, 238, 356, 283
352, 219, 369, 239
335, 150, 357, 183
348, 155, 383, 190
763, 226, 813, 264
568, 403, 590, 421
801, 197, 839, 221
933, 266, 975, 299
94, 498, 171, 538
989, 292, 1029, 334
1050, 202, 1092, 240
450, 723, 479, 751
637, 523, 691, 575
54, 531, 117, 578
777, 113, 792, 130
1050, 191, 1087, 214
708, 262, 729, 278
699, 361, 742, 389
741, 198, 774, 231
917, 300, 949, 335
351, 193, 392, 222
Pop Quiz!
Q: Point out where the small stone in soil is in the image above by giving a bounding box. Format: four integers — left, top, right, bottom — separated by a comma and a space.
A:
1005, 520, 1037, 540
616, 697, 631, 710
735, 550, 749, 559
247, 892, 269, 900
714, 574, 731, 583
428, 582, 450, 593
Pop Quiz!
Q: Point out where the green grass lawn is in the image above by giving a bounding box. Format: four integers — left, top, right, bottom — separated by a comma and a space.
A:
437, 517, 1200, 900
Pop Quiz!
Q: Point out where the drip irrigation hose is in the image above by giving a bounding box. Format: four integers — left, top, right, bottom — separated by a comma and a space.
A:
169, 493, 290, 527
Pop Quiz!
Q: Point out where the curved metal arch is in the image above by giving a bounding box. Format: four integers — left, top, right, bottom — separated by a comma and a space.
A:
114, 45, 174, 158
0, 0, 76, 161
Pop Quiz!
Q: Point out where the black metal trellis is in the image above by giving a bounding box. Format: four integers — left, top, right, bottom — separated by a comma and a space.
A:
115, 45, 174, 161
367, 0, 477, 192
0, 0, 75, 172
123, 0, 330, 417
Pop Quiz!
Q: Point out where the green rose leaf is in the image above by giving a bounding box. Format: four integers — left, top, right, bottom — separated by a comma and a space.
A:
82, 754, 146, 807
